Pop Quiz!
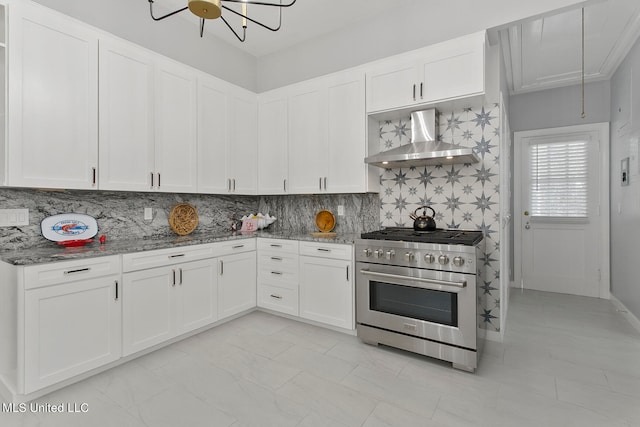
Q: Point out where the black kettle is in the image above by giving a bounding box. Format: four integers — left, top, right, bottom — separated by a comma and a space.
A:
410, 206, 437, 231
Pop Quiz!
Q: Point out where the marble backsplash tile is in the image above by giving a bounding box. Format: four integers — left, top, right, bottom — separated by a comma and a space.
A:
258, 193, 380, 234
0, 188, 258, 250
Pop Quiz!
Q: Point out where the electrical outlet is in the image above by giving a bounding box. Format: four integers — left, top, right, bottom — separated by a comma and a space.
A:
0, 209, 29, 226
337, 205, 344, 216
144, 208, 153, 220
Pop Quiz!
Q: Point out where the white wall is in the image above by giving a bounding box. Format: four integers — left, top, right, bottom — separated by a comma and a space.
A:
509, 81, 611, 132
610, 35, 640, 320
32, 0, 258, 91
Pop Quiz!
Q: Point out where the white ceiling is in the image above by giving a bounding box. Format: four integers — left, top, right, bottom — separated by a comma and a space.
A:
499, 0, 640, 94
156, 0, 416, 57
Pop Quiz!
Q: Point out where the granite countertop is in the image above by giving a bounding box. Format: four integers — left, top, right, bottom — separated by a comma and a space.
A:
0, 230, 360, 266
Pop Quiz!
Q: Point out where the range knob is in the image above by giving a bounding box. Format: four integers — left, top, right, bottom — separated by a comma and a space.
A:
374, 249, 384, 258
362, 248, 372, 257
385, 250, 396, 260
453, 256, 465, 267
405, 252, 415, 262
438, 254, 450, 265
424, 254, 435, 264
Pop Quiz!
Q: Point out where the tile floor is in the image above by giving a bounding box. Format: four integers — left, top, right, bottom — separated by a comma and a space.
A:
2, 289, 640, 427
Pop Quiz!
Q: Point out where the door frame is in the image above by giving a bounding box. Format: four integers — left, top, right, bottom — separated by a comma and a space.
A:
514, 123, 610, 299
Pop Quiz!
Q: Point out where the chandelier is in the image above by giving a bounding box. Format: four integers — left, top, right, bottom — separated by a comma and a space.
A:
147, 0, 296, 42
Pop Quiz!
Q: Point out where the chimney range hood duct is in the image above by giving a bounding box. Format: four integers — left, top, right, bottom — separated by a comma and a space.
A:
365, 109, 480, 168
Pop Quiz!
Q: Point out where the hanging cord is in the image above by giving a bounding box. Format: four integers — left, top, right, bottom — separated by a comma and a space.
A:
581, 8, 585, 118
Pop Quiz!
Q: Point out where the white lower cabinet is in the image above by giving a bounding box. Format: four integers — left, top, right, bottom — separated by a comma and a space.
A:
257, 238, 299, 316
22, 257, 121, 394
298, 242, 354, 330
122, 258, 217, 356
218, 251, 257, 319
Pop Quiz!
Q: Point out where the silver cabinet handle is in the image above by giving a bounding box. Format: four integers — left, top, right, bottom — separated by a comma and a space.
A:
283, 179, 287, 192
270, 244, 282, 248
64, 267, 90, 275
270, 294, 282, 300
319, 177, 322, 191
115, 280, 119, 301
324, 177, 327, 190
172, 269, 176, 286
219, 260, 224, 275
228, 179, 231, 192
317, 248, 331, 252
150, 172, 154, 188
271, 271, 283, 275
420, 82, 423, 99
270, 256, 283, 261
157, 173, 161, 188
233, 178, 236, 191
346, 265, 349, 281
92, 167, 97, 186
179, 268, 183, 285
413, 83, 416, 101
169, 254, 185, 259
232, 244, 245, 249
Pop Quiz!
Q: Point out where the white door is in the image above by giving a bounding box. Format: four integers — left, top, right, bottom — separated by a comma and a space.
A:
288, 82, 328, 193
8, 4, 98, 189
326, 71, 367, 193
154, 59, 198, 193
176, 259, 218, 334
197, 74, 229, 194
99, 37, 155, 191
299, 256, 353, 329
257, 91, 289, 194
23, 276, 121, 393
228, 89, 258, 194
122, 267, 174, 356
515, 123, 609, 298
218, 252, 257, 319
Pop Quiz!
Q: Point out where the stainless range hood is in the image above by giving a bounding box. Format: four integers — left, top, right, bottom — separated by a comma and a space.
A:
365, 109, 480, 168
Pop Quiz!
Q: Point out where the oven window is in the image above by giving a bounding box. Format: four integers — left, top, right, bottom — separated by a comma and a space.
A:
370, 281, 458, 327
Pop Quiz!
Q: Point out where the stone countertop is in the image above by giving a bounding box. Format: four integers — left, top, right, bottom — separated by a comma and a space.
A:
0, 230, 360, 266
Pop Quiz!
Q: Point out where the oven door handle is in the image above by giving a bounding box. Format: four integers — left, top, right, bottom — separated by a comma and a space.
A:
359, 269, 467, 291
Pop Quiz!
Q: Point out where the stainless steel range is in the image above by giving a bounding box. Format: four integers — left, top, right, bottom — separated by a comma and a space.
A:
355, 227, 485, 372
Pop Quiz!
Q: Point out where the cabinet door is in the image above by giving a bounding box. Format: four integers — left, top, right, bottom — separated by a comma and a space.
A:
299, 256, 353, 330
257, 91, 288, 194
98, 38, 155, 191
326, 72, 367, 193
197, 74, 229, 194
155, 59, 197, 193
288, 82, 328, 193
365, 58, 417, 113
218, 252, 257, 319
24, 276, 121, 393
228, 88, 258, 194
420, 32, 485, 103
122, 267, 174, 356
176, 259, 218, 334
7, 3, 98, 189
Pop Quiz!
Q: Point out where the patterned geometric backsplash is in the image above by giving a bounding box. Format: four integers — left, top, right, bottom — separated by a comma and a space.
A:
378, 105, 502, 332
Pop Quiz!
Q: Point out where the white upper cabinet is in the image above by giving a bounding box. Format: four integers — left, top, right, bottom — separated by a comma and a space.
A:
366, 31, 485, 113
99, 38, 155, 191
6, 2, 98, 189
154, 58, 198, 193
257, 89, 288, 195
288, 79, 328, 194
197, 74, 257, 195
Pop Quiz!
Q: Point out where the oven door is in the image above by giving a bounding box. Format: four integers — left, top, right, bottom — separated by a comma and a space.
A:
356, 261, 477, 350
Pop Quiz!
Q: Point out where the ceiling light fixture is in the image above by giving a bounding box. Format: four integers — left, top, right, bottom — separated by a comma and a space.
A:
147, 0, 296, 42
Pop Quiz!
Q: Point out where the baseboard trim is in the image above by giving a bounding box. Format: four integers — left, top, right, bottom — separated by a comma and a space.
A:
610, 295, 640, 335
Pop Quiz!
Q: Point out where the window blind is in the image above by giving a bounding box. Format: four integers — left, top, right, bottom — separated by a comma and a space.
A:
529, 140, 588, 218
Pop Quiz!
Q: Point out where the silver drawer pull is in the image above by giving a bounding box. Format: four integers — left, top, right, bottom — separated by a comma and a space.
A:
270, 256, 283, 261
232, 244, 245, 249
169, 254, 185, 258
64, 267, 90, 275
317, 248, 331, 252
271, 271, 283, 275
270, 294, 282, 300
270, 244, 282, 248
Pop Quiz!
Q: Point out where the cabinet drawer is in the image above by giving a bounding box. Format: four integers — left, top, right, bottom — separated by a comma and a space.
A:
258, 253, 298, 273
212, 238, 257, 256
24, 256, 121, 290
257, 238, 298, 254
257, 284, 298, 316
123, 244, 216, 272
299, 241, 352, 260
258, 269, 298, 289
